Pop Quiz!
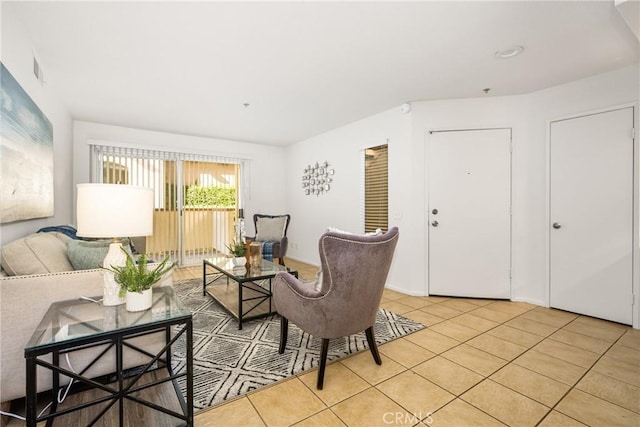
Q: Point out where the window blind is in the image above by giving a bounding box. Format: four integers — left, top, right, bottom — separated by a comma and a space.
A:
364, 144, 388, 233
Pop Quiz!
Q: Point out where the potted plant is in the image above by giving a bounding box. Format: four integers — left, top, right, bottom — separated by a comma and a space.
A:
226, 240, 247, 266
104, 249, 176, 312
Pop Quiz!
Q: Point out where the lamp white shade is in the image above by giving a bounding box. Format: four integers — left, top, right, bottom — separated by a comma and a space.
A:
76, 184, 154, 238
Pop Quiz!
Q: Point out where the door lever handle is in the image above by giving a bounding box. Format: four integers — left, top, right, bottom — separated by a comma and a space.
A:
553, 222, 562, 229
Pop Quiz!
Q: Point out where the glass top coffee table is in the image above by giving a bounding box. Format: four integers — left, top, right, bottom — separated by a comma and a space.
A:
202, 257, 298, 329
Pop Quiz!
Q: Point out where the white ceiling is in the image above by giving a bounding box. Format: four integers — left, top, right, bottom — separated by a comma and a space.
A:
7, 1, 639, 146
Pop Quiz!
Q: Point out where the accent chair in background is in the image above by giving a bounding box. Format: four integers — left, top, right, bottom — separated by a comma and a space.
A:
273, 227, 400, 389
245, 214, 291, 266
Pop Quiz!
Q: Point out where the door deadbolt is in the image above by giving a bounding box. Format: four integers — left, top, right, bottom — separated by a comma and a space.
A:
553, 222, 562, 229
432, 221, 439, 227
432, 209, 438, 215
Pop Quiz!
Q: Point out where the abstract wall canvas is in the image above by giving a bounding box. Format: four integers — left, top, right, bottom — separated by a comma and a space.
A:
1, 62, 54, 223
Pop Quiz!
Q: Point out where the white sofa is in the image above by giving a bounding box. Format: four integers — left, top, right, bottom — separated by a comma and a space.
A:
0, 240, 173, 405
0, 268, 173, 404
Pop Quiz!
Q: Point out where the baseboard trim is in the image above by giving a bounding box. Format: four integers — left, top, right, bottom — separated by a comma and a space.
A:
511, 296, 546, 307
385, 284, 424, 297
284, 256, 319, 268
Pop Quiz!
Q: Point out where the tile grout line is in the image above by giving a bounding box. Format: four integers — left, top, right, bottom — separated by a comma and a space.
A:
471, 307, 637, 424
405, 304, 541, 426
416, 303, 596, 427
183, 263, 638, 426
548, 325, 640, 416
494, 314, 635, 426
418, 304, 548, 424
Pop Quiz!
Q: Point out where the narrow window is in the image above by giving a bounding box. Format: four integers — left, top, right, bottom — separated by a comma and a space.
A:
364, 144, 388, 232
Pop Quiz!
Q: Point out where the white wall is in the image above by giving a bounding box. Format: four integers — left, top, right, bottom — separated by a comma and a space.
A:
287, 64, 639, 308
72, 121, 287, 229
284, 107, 412, 290
0, 4, 74, 245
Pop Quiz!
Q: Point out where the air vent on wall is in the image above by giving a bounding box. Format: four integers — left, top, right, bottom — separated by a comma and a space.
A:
33, 56, 44, 84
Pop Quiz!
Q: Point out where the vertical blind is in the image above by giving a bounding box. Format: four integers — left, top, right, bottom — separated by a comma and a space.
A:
91, 144, 241, 265
364, 144, 389, 233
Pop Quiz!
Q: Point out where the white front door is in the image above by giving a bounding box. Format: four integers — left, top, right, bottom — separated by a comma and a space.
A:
550, 107, 634, 325
428, 128, 512, 299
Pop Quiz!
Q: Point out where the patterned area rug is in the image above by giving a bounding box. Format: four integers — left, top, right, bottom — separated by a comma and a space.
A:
170, 277, 425, 411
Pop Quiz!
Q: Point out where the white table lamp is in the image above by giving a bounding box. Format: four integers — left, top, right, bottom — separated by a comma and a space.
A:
76, 184, 154, 306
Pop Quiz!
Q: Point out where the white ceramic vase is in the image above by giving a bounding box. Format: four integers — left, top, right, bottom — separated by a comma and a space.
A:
126, 288, 153, 312
233, 257, 247, 267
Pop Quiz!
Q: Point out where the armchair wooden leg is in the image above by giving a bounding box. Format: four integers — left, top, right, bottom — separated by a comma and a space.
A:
278, 257, 285, 266
365, 326, 382, 365
317, 338, 330, 390
279, 317, 289, 354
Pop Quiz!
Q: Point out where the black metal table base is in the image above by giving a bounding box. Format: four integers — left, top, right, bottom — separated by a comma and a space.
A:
25, 297, 193, 426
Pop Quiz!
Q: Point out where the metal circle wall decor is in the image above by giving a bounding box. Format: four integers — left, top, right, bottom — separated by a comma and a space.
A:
302, 161, 334, 196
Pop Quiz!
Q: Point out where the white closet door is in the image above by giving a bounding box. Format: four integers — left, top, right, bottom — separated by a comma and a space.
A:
428, 128, 512, 299
550, 107, 634, 325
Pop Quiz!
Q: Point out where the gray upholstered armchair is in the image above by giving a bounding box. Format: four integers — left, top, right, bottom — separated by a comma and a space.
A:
245, 214, 290, 266
273, 227, 399, 389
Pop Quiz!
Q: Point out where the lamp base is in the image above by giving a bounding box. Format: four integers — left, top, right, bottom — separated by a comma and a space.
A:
102, 242, 126, 306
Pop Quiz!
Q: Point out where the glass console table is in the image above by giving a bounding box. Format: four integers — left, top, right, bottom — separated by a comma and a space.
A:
24, 286, 193, 426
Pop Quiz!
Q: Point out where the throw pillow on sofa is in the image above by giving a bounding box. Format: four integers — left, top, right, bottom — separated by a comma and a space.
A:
67, 238, 131, 270
0, 232, 74, 276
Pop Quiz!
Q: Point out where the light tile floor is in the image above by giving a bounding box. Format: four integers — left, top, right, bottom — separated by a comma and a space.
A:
174, 260, 640, 427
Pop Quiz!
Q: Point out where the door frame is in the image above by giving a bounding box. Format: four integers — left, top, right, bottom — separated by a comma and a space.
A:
545, 103, 639, 329
425, 126, 513, 297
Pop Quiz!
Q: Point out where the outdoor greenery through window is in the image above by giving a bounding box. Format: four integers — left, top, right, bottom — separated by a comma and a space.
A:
364, 144, 388, 233
184, 186, 236, 208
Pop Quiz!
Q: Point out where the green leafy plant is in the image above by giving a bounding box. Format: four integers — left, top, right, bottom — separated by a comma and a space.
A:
225, 240, 247, 257
103, 248, 176, 297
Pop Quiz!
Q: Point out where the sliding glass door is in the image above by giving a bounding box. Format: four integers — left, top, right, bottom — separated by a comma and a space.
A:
180, 160, 238, 264
92, 145, 241, 265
